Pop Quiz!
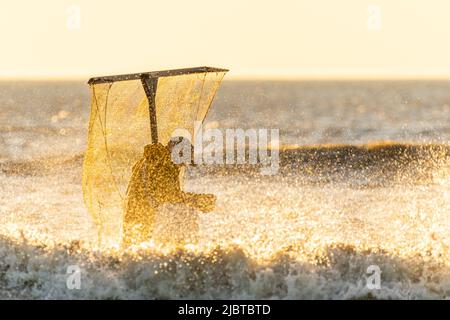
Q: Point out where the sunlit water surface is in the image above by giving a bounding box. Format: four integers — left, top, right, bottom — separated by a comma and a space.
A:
0, 81, 448, 299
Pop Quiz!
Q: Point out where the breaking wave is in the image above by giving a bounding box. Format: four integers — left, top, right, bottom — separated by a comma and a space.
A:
0, 234, 448, 299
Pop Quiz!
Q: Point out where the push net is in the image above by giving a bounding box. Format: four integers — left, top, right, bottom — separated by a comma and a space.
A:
82, 67, 227, 246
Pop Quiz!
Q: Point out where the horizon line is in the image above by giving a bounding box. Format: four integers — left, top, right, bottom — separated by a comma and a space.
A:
2, 73, 450, 82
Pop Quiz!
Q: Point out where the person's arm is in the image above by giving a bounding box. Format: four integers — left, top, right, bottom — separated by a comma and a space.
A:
182, 192, 216, 213
160, 162, 216, 212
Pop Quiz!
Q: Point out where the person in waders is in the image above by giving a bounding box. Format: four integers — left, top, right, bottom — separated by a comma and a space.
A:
122, 137, 216, 247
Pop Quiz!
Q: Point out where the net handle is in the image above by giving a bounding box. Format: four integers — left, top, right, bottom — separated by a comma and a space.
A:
141, 75, 159, 144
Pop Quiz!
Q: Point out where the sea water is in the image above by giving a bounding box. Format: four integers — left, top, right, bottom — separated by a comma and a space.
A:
0, 80, 448, 299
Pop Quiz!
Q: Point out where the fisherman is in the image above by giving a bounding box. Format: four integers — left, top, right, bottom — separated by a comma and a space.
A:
122, 137, 216, 247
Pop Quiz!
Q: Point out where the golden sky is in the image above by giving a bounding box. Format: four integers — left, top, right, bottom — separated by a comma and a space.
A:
2, 0, 450, 79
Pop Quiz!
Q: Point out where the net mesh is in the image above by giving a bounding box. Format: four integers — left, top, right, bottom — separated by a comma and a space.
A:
82, 71, 226, 245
